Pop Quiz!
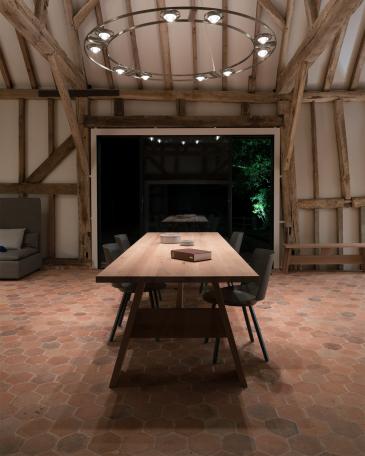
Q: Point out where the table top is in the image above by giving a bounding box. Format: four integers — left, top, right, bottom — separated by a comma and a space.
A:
162, 215, 208, 223
96, 232, 257, 283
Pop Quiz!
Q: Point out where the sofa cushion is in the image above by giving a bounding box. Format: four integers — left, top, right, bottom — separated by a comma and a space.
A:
0, 247, 38, 261
0, 228, 26, 249
23, 232, 39, 250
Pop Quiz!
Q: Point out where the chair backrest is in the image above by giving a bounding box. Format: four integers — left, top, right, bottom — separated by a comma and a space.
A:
250, 248, 274, 301
114, 234, 131, 253
229, 231, 244, 253
103, 243, 122, 266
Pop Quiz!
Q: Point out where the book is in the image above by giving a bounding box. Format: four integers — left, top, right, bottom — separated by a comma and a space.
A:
171, 248, 212, 262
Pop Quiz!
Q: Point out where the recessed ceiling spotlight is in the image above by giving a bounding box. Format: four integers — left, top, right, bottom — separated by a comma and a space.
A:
161, 9, 180, 23
97, 28, 113, 41
257, 48, 269, 58
114, 65, 127, 75
195, 74, 207, 82
255, 32, 272, 45
140, 72, 152, 81
87, 43, 102, 54
205, 10, 223, 24
222, 68, 234, 77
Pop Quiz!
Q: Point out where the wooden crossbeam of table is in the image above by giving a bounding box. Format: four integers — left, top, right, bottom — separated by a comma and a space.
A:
96, 232, 257, 388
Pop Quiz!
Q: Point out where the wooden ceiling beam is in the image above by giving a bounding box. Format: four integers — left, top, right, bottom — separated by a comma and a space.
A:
276, 0, 294, 83
221, 0, 228, 91
62, 0, 87, 81
257, 0, 285, 28
190, 0, 198, 89
94, 2, 114, 90
277, 0, 363, 93
125, 0, 143, 90
84, 115, 283, 128
27, 135, 75, 183
304, 0, 320, 28
349, 29, 365, 90
16, 32, 38, 89
34, 0, 48, 25
73, 0, 99, 30
0, 42, 13, 88
0, 0, 85, 89
334, 100, 351, 200
2, 88, 365, 103
323, 22, 348, 90
248, 3, 262, 94
283, 62, 308, 171
48, 54, 88, 176
156, 0, 173, 90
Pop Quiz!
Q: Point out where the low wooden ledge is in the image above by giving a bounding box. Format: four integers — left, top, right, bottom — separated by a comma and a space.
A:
283, 243, 365, 273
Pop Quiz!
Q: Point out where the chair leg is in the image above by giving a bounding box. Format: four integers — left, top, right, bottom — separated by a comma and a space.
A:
249, 306, 269, 362
213, 338, 220, 364
153, 290, 160, 308
118, 292, 130, 326
109, 293, 128, 343
148, 291, 155, 309
242, 306, 254, 342
204, 302, 216, 344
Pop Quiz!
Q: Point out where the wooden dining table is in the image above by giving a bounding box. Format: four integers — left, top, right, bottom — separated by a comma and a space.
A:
96, 232, 257, 388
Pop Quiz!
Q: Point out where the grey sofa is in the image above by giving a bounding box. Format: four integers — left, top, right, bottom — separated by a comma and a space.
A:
0, 198, 42, 279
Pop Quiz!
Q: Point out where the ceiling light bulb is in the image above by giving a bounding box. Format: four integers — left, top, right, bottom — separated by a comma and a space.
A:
216, 135, 220, 141
157, 139, 162, 143
195, 74, 207, 82
257, 48, 269, 58
195, 140, 200, 145
181, 140, 186, 145
140, 72, 152, 81
223, 68, 234, 77
98, 29, 113, 41
114, 65, 126, 75
89, 45, 102, 54
161, 9, 180, 23
205, 10, 223, 24
256, 33, 271, 45
149, 137, 154, 141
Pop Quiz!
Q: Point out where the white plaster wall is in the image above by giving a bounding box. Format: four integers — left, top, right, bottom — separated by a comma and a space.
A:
1, 97, 364, 261
0, 100, 79, 259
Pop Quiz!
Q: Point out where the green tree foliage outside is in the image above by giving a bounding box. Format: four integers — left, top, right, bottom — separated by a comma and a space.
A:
232, 137, 273, 228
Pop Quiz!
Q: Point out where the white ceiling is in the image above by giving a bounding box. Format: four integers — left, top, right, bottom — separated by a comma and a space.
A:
0, 0, 364, 91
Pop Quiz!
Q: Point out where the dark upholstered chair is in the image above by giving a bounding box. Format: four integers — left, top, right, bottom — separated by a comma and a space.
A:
103, 241, 165, 343
203, 248, 274, 364
0, 198, 42, 279
229, 231, 244, 253
114, 234, 131, 252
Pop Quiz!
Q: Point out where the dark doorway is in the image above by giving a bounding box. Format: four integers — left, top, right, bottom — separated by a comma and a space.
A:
97, 135, 274, 267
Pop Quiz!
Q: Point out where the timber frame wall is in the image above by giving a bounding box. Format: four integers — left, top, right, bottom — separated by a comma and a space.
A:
0, 0, 364, 266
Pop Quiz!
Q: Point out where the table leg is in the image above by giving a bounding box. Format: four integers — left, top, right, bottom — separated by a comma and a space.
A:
282, 248, 291, 273
109, 281, 146, 388
176, 283, 184, 308
212, 282, 247, 388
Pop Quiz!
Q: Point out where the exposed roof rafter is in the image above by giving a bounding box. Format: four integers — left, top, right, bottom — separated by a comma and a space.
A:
156, 0, 173, 90
0, 0, 85, 89
0, 42, 13, 88
125, 0, 143, 90
73, 0, 99, 30
16, 32, 38, 89
257, 0, 285, 28
277, 0, 363, 93
323, 21, 349, 91
349, 29, 365, 90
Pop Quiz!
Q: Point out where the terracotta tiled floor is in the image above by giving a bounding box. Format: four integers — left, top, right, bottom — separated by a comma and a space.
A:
0, 270, 364, 455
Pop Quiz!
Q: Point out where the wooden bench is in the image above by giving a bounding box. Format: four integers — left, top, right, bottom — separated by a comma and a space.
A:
283, 243, 365, 273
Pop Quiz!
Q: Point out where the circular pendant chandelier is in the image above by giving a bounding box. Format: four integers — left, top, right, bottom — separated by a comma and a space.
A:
84, 6, 277, 83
